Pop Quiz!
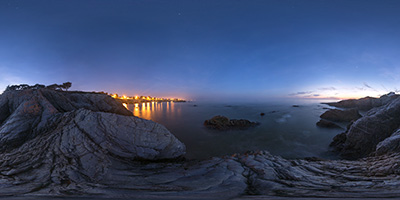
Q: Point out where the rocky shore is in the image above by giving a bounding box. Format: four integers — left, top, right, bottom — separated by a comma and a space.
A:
1, 88, 400, 199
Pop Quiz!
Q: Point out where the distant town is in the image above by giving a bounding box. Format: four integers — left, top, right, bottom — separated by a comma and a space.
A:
109, 93, 186, 104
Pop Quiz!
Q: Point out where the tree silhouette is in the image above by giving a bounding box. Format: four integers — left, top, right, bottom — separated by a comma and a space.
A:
5, 82, 72, 91
62, 82, 72, 91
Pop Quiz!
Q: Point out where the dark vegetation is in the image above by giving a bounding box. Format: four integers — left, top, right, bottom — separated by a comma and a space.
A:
5, 82, 72, 92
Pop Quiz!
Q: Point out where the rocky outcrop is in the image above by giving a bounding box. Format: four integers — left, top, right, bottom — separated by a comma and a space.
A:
316, 119, 342, 129
330, 95, 400, 159
2, 150, 400, 198
324, 92, 399, 111
204, 115, 259, 130
320, 108, 361, 122
3, 88, 400, 198
0, 89, 185, 159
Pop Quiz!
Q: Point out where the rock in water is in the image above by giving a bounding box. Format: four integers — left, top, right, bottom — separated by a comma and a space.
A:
320, 108, 361, 122
204, 115, 259, 130
316, 119, 342, 129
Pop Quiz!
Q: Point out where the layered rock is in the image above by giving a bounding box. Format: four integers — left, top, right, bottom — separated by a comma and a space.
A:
204, 115, 259, 130
0, 89, 185, 159
2, 150, 400, 199
324, 92, 398, 110
330, 95, 400, 159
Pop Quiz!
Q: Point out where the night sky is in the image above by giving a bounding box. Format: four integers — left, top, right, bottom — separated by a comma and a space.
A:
1, 0, 400, 101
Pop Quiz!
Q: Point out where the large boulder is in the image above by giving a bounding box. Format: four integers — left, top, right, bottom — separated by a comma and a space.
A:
320, 109, 361, 122
330, 96, 400, 159
0, 89, 185, 158
204, 115, 259, 130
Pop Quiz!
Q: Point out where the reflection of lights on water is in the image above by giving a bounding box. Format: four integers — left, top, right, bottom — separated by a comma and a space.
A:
122, 103, 128, 109
128, 102, 181, 121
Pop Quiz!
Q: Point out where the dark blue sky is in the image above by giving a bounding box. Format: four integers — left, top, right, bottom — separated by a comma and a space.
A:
1, 0, 400, 101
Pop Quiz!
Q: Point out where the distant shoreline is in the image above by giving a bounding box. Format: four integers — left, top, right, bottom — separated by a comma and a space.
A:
115, 99, 186, 104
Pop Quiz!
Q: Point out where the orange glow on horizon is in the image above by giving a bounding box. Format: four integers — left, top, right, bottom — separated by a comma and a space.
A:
291, 93, 382, 101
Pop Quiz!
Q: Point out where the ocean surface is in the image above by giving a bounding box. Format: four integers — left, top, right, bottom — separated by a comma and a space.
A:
126, 100, 343, 160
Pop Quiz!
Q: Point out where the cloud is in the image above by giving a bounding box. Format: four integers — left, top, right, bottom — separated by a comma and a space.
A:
356, 87, 366, 91
363, 82, 378, 92
363, 82, 373, 89
381, 84, 389, 92
318, 87, 336, 91
313, 94, 320, 97
288, 91, 313, 96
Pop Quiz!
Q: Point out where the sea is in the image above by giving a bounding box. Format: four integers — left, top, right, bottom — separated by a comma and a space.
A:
126, 100, 343, 160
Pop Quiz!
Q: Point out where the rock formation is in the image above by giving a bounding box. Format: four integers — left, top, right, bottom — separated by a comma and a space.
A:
320, 108, 361, 122
329, 94, 400, 159
1, 88, 400, 199
204, 115, 259, 130
0, 88, 185, 159
324, 92, 399, 111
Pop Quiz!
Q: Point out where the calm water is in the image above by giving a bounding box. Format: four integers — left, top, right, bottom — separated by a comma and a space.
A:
127, 101, 342, 160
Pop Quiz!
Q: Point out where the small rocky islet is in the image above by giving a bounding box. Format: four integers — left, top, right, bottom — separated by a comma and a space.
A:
203, 115, 259, 130
1, 85, 400, 199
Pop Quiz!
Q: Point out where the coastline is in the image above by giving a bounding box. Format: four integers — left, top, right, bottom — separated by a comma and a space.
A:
0, 87, 400, 199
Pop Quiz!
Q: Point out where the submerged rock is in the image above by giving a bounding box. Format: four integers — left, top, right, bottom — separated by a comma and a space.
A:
204, 115, 259, 130
320, 108, 361, 122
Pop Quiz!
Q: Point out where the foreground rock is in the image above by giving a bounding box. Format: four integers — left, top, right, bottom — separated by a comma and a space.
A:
3, 150, 400, 199
330, 94, 400, 159
204, 115, 259, 130
324, 92, 399, 111
320, 108, 361, 122
0, 89, 185, 159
